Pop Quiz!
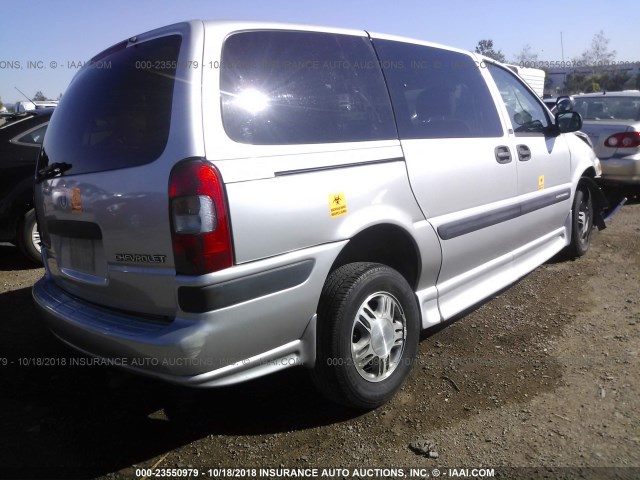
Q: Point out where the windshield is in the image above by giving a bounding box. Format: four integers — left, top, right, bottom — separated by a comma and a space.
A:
575, 96, 640, 121
39, 34, 181, 176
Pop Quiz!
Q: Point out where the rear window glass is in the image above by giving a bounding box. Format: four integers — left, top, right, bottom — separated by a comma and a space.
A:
574, 96, 640, 121
220, 31, 396, 145
40, 35, 181, 175
373, 40, 503, 139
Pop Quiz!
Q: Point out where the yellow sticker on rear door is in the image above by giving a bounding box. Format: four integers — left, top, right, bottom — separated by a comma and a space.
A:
328, 193, 348, 218
538, 175, 545, 190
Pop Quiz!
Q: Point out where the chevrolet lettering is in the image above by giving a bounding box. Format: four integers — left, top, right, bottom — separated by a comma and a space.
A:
115, 254, 167, 264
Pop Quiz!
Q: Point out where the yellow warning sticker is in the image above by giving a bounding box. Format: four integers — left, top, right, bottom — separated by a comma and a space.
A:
70, 188, 82, 213
328, 193, 348, 218
537, 175, 545, 190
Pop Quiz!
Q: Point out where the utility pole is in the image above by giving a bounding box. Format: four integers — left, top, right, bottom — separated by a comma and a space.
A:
561, 32, 567, 94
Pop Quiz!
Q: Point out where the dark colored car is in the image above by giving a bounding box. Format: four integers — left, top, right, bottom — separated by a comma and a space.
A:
543, 97, 559, 111
0, 108, 53, 262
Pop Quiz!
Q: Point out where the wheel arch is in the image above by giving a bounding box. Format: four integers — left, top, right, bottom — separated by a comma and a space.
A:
577, 169, 608, 230
328, 223, 422, 290
4, 179, 35, 242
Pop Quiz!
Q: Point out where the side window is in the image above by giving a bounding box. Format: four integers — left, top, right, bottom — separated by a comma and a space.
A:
486, 64, 550, 136
13, 124, 48, 147
220, 31, 396, 145
373, 39, 503, 139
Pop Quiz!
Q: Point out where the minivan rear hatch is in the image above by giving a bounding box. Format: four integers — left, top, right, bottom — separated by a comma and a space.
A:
34, 22, 204, 318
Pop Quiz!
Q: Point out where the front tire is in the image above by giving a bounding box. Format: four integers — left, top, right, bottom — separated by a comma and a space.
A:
312, 262, 420, 409
17, 209, 43, 264
566, 186, 593, 258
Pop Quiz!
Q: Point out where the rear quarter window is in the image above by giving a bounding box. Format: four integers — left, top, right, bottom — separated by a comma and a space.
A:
220, 30, 397, 145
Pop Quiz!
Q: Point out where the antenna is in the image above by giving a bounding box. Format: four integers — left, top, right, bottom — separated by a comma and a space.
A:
560, 32, 567, 95
14, 87, 35, 104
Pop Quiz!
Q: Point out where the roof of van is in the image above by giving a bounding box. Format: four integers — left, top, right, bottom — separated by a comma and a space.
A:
573, 90, 640, 98
199, 20, 486, 62
95, 20, 502, 73
202, 19, 368, 37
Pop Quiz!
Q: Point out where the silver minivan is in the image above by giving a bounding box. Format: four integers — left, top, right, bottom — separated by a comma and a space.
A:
33, 21, 606, 409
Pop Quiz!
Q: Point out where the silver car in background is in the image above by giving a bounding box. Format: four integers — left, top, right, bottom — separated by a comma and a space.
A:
571, 91, 640, 185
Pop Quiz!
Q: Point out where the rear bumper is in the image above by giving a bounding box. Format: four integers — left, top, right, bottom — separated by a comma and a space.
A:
33, 242, 344, 386
599, 154, 640, 185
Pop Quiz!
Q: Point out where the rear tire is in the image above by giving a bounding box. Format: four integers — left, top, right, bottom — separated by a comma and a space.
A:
17, 209, 42, 264
565, 186, 593, 258
312, 262, 420, 409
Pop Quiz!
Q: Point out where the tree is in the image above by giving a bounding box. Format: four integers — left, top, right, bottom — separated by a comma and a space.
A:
32, 91, 48, 101
587, 79, 602, 94
564, 71, 631, 94
606, 71, 632, 90
0, 96, 4, 111
575, 30, 616, 68
57, 93, 63, 101
514, 44, 539, 66
544, 76, 554, 94
565, 72, 586, 94
475, 39, 506, 62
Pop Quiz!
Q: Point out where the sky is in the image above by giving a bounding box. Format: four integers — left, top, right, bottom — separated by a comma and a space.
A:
1, 0, 637, 105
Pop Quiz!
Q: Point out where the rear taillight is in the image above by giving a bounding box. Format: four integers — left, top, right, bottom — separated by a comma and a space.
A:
604, 131, 640, 148
169, 159, 233, 275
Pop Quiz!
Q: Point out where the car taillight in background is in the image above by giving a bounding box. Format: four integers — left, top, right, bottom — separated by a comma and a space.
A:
604, 131, 640, 148
169, 159, 233, 275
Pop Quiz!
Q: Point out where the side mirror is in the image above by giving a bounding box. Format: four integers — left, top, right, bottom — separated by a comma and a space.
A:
555, 111, 582, 133
555, 95, 575, 113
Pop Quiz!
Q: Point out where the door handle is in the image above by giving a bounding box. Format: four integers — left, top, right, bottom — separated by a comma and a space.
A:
517, 144, 532, 161
494, 145, 512, 164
